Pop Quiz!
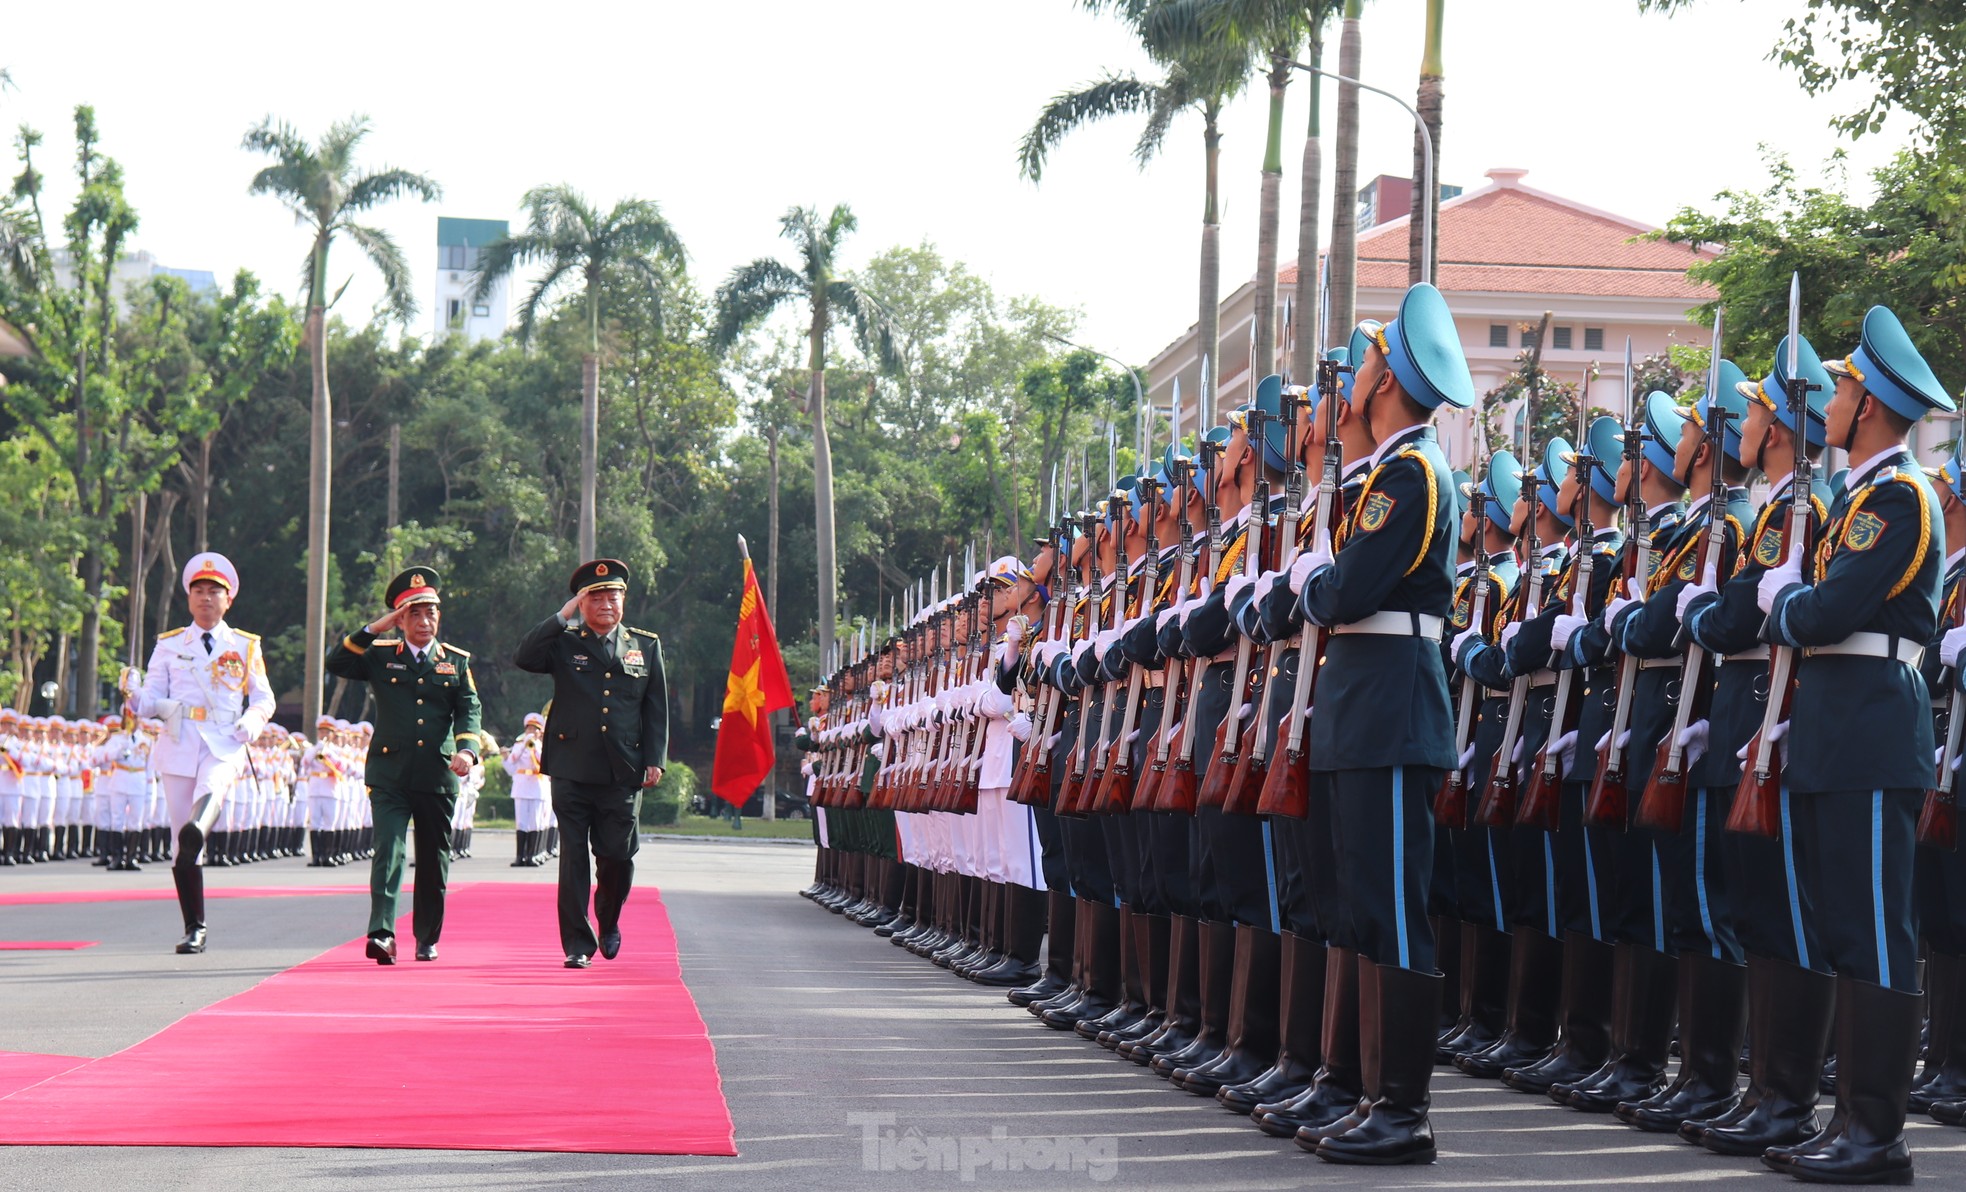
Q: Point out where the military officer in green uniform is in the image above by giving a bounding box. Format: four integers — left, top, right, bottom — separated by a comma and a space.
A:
326, 567, 483, 965
514, 559, 669, 969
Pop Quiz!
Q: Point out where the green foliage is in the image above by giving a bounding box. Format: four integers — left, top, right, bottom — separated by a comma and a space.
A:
642, 760, 695, 826
1656, 147, 1966, 395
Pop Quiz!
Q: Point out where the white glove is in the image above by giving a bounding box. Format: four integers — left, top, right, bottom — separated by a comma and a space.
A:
1677, 719, 1709, 771
1602, 596, 1634, 634
1156, 607, 1181, 633
1550, 613, 1585, 652
1941, 624, 1966, 669
1735, 719, 1789, 764
868, 705, 887, 736
1451, 625, 1481, 661
1235, 702, 1253, 723
1043, 732, 1060, 751
1551, 729, 1578, 781
1500, 622, 1521, 652
1510, 736, 1525, 765
1225, 573, 1256, 607
1094, 628, 1120, 659
232, 722, 256, 745
1676, 580, 1715, 623
1003, 617, 1027, 648
1254, 571, 1281, 609
1288, 546, 1333, 595
1008, 712, 1033, 742
1458, 742, 1477, 771
868, 679, 891, 703
977, 685, 1014, 718
1757, 553, 1803, 614
1178, 601, 1197, 627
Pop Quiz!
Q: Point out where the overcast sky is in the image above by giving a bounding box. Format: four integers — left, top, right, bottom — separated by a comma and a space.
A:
5, 0, 1912, 371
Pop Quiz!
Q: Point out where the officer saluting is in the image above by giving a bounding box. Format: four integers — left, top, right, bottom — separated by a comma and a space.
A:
131, 553, 276, 955
513, 559, 669, 969
326, 567, 483, 964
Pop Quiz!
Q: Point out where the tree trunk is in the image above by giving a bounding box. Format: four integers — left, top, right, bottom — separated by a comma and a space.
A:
155, 499, 180, 640
579, 352, 600, 560
1328, 3, 1364, 344
76, 545, 102, 715
1253, 52, 1292, 389
809, 300, 839, 674
1410, 0, 1446, 289
128, 491, 146, 669
767, 419, 781, 623
1199, 104, 1225, 426
387, 422, 401, 530
302, 302, 332, 735
194, 433, 213, 553
1292, 31, 1327, 382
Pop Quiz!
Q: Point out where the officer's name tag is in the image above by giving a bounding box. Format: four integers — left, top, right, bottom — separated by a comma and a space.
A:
385, 663, 408, 671
624, 649, 645, 667
434, 662, 457, 675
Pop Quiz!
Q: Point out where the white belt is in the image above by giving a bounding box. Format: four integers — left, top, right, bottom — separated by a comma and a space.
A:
1723, 646, 1770, 663
1330, 611, 1445, 640
1637, 657, 1683, 671
1528, 669, 1557, 689
1803, 632, 1925, 667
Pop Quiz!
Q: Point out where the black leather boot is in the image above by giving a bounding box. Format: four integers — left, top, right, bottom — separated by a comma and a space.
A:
975, 884, 1045, 987
1438, 921, 1509, 1062
1030, 899, 1093, 1019
1763, 973, 1919, 1185
1556, 942, 1675, 1111
1458, 927, 1562, 1079
1153, 919, 1235, 1075
1079, 904, 1147, 1038
1278, 946, 1367, 1142
1010, 887, 1072, 1007
1689, 955, 1834, 1154
1102, 910, 1168, 1049
1221, 930, 1324, 1113
1912, 951, 1966, 1112
1506, 930, 1615, 1093
1617, 951, 1748, 1131
1175, 924, 1282, 1094
1315, 959, 1441, 1165
1126, 914, 1201, 1063
1045, 900, 1121, 1029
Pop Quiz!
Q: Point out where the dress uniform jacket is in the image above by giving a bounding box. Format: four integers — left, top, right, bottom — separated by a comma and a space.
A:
138, 622, 277, 777
513, 617, 669, 787
325, 631, 483, 793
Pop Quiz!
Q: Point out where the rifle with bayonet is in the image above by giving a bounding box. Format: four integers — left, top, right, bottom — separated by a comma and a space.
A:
1476, 421, 1546, 828
1585, 338, 1652, 830
1198, 407, 1274, 811
1092, 468, 1162, 813
1150, 434, 1225, 815
1135, 451, 1200, 811
1436, 450, 1491, 829
1228, 390, 1306, 816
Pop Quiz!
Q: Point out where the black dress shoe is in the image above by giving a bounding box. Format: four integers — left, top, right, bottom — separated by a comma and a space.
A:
416, 944, 438, 962
600, 930, 622, 960
366, 935, 397, 965
565, 954, 592, 969
175, 927, 207, 955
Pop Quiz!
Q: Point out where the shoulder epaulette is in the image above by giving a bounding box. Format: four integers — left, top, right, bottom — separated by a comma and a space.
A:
157, 627, 186, 641
234, 630, 261, 642
1877, 465, 1903, 485
372, 639, 402, 647
443, 644, 471, 657
629, 627, 659, 640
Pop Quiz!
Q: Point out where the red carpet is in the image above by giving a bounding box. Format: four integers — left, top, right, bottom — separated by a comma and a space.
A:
0, 941, 97, 950
0, 886, 369, 907
0, 1053, 89, 1099
0, 882, 735, 1155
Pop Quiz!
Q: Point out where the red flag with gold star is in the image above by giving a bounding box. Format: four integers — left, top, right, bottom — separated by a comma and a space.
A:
711, 554, 794, 807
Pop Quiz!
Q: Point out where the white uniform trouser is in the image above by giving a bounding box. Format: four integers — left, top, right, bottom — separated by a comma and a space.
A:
53, 778, 75, 827
978, 788, 1043, 890
161, 749, 243, 838
104, 777, 144, 832
0, 789, 18, 829
813, 804, 829, 848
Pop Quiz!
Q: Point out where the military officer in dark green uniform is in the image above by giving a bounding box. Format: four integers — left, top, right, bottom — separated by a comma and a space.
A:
326, 567, 483, 965
514, 558, 669, 969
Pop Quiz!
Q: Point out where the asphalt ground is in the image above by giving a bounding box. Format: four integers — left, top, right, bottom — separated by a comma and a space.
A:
4, 834, 1964, 1191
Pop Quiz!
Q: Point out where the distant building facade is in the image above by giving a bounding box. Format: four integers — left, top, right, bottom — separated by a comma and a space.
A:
48, 249, 217, 311
432, 217, 509, 345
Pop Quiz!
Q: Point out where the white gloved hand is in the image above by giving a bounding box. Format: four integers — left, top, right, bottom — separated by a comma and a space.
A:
1254, 571, 1281, 609
1676, 580, 1716, 623
1550, 613, 1585, 652
1156, 607, 1181, 633
868, 679, 891, 703
1008, 712, 1033, 742
1450, 625, 1481, 662
1288, 546, 1333, 595
233, 722, 256, 745
1225, 573, 1257, 606
1757, 554, 1803, 614
977, 685, 1014, 718
1003, 617, 1027, 648
1044, 732, 1060, 751
1602, 595, 1635, 634
1510, 736, 1525, 765
1678, 719, 1709, 771
1616, 729, 1632, 751
868, 705, 887, 736
1235, 702, 1253, 723
1094, 628, 1120, 659
1178, 601, 1198, 627
1942, 624, 1966, 669
1458, 742, 1477, 771
1735, 720, 1790, 765
1500, 621, 1522, 652
1551, 729, 1578, 780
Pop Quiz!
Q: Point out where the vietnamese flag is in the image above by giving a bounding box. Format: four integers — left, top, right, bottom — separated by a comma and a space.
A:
711, 550, 794, 807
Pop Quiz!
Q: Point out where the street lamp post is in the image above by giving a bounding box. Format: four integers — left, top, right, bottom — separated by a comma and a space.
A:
1045, 332, 1147, 466
1286, 61, 1435, 289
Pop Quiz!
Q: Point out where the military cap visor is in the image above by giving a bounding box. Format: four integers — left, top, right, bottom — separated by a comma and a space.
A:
1825, 305, 1958, 420
1374, 282, 1477, 411
1638, 391, 1684, 480
182, 552, 239, 595
570, 558, 630, 595
1673, 361, 1751, 464
1558, 417, 1623, 504
1476, 449, 1524, 531
385, 567, 442, 610
1537, 437, 1575, 528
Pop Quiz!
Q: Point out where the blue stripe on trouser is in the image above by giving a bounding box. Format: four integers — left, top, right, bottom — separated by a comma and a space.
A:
1393, 768, 1411, 970
1780, 788, 1809, 971
1486, 834, 1505, 931
1872, 790, 1889, 988
1695, 789, 1718, 958
1543, 834, 1557, 938
1262, 819, 1280, 934
1651, 843, 1665, 952
1584, 828, 1602, 940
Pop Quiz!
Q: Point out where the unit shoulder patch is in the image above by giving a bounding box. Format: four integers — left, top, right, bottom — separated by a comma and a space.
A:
1753, 526, 1785, 567
1358, 491, 1397, 533
1844, 510, 1887, 552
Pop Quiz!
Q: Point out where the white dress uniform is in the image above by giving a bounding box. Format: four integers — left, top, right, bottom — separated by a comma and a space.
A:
0, 718, 23, 863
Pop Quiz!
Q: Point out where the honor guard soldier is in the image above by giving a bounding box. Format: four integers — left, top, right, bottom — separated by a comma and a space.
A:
1286, 282, 1470, 1165
327, 566, 484, 964
1915, 442, 1966, 1121
514, 559, 669, 968
1752, 305, 1953, 1184
132, 553, 276, 954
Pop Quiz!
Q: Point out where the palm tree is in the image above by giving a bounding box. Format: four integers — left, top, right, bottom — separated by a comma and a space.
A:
1408, 0, 1445, 286
470, 186, 685, 561
713, 205, 898, 672
1327, 0, 1364, 342
242, 114, 439, 733
1024, 9, 1252, 428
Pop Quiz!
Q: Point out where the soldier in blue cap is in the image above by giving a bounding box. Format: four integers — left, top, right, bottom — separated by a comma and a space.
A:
1605, 369, 1757, 1134
1277, 282, 1466, 1165
1914, 441, 1966, 1123
1752, 306, 1953, 1184
1431, 449, 1524, 1071
1446, 437, 1575, 1081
